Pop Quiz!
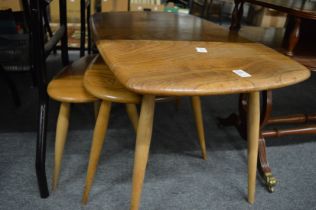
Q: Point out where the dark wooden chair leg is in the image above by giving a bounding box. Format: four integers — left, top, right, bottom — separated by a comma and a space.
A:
230, 0, 244, 31
43, 6, 57, 54
87, 0, 92, 54
35, 93, 49, 198
59, 0, 69, 66
286, 17, 301, 56
80, 0, 86, 57
0, 65, 21, 107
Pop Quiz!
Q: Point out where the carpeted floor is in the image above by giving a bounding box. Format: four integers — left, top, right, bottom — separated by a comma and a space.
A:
0, 52, 315, 210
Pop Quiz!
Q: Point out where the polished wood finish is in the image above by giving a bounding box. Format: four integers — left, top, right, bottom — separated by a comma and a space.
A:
52, 102, 70, 191
47, 55, 97, 103
97, 40, 309, 207
228, 0, 316, 192
247, 92, 260, 204
82, 55, 207, 204
93, 12, 310, 208
48, 55, 97, 191
91, 12, 248, 43
98, 40, 310, 96
230, 0, 316, 57
130, 95, 155, 210
83, 56, 140, 104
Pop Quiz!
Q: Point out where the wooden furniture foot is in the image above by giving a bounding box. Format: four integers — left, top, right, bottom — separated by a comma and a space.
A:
82, 101, 112, 204
130, 95, 155, 210
52, 102, 71, 191
247, 92, 260, 204
191, 96, 207, 160
258, 137, 277, 192
286, 17, 301, 56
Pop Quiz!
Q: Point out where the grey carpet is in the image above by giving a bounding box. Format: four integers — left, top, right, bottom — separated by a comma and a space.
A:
0, 52, 316, 210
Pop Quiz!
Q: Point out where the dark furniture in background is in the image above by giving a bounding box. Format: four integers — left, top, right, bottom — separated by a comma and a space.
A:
219, 0, 316, 192
29, 0, 69, 198
230, 0, 316, 60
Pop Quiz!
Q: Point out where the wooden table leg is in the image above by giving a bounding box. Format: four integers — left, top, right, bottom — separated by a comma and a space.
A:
191, 96, 207, 160
218, 92, 277, 193
130, 95, 156, 210
247, 91, 260, 204
286, 17, 301, 56
82, 101, 112, 204
230, 0, 244, 31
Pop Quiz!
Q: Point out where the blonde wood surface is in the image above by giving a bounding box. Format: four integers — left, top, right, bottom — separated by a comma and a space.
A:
52, 102, 70, 191
131, 95, 155, 210
94, 100, 101, 120
97, 40, 310, 96
191, 96, 207, 160
83, 55, 140, 104
91, 12, 248, 43
247, 92, 260, 204
82, 55, 208, 206
126, 104, 139, 132
82, 101, 112, 204
47, 55, 97, 103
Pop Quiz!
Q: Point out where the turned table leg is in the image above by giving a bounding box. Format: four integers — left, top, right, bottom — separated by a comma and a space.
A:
286, 17, 301, 56
130, 95, 156, 210
230, 0, 244, 31
247, 92, 260, 204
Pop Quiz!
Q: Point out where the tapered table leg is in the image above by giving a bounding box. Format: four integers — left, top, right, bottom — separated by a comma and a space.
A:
82, 101, 112, 204
247, 92, 260, 204
52, 102, 71, 191
130, 95, 155, 210
191, 96, 207, 160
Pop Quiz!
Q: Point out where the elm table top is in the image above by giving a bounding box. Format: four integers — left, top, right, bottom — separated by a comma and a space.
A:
97, 40, 310, 96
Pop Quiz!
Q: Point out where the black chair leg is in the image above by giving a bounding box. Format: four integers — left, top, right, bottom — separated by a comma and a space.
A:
35, 94, 49, 198
80, 0, 86, 57
59, 0, 69, 66
87, 0, 91, 54
0, 65, 21, 107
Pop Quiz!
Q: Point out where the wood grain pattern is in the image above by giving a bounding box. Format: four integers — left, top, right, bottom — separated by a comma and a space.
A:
83, 56, 140, 104
47, 55, 97, 103
91, 12, 248, 43
98, 40, 310, 96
